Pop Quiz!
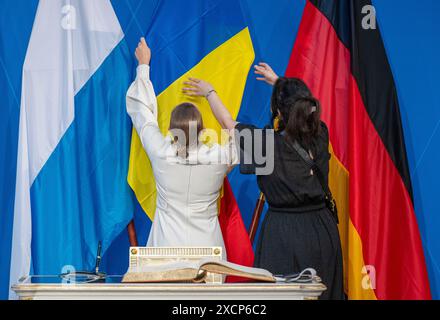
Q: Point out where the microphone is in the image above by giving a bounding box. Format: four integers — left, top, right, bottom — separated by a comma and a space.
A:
95, 241, 102, 274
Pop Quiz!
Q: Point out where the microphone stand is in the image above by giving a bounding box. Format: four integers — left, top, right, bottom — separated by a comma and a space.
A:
59, 241, 107, 283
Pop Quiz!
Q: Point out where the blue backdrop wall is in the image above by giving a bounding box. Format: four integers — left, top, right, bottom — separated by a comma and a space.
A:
1, 0, 439, 299
372, 0, 440, 297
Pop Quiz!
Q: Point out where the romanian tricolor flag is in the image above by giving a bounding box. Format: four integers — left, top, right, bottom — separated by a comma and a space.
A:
126, 1, 255, 272
285, 0, 431, 299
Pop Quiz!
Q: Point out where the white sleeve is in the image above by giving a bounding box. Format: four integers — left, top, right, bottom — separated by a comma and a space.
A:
230, 134, 240, 167
126, 64, 167, 159
225, 131, 239, 169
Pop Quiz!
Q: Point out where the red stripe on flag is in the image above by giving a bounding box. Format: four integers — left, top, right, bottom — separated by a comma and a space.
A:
286, 0, 350, 167
219, 178, 255, 283
285, 1, 431, 299
348, 76, 430, 299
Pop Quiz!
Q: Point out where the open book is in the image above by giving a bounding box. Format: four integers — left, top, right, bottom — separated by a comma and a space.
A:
122, 258, 276, 283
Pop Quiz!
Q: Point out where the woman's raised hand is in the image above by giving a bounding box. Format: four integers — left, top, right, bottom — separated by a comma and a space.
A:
135, 37, 151, 66
254, 62, 279, 85
182, 78, 215, 97
183, 78, 236, 130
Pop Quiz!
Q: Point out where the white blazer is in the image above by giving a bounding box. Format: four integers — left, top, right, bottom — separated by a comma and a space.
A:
126, 65, 238, 257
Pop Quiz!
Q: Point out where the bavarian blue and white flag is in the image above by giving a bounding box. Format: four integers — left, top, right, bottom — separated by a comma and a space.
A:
10, 0, 135, 298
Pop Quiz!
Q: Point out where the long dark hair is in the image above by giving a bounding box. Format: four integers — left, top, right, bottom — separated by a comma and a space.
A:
169, 103, 204, 158
271, 77, 321, 152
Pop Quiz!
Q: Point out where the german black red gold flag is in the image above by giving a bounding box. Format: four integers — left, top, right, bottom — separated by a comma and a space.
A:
286, 0, 431, 299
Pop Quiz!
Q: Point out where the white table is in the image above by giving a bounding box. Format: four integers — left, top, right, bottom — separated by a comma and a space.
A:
12, 279, 326, 300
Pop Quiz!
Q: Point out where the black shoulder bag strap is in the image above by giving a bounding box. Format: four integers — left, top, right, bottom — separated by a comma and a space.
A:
290, 141, 339, 224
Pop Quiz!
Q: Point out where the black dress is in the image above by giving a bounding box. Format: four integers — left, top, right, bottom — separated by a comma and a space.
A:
235, 122, 344, 300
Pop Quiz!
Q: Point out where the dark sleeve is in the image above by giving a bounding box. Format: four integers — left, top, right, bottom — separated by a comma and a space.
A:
320, 121, 331, 159
318, 121, 331, 182
235, 123, 272, 175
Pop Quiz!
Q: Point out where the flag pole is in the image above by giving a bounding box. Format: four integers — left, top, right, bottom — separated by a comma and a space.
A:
248, 193, 265, 244
127, 220, 138, 247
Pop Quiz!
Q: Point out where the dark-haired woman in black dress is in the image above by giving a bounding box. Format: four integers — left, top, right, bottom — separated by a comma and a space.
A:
183, 63, 344, 300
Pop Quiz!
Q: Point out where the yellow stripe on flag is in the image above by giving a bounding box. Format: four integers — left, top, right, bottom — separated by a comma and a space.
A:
329, 145, 377, 300
127, 28, 255, 220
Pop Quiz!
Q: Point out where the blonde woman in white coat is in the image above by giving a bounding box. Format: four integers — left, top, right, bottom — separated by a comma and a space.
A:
126, 38, 238, 257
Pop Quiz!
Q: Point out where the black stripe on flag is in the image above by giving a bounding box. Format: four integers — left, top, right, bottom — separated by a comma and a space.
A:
310, 0, 414, 201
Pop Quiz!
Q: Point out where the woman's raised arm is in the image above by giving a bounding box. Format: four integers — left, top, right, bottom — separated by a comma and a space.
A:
126, 38, 167, 159
126, 37, 158, 132
182, 78, 237, 131
182, 62, 278, 130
